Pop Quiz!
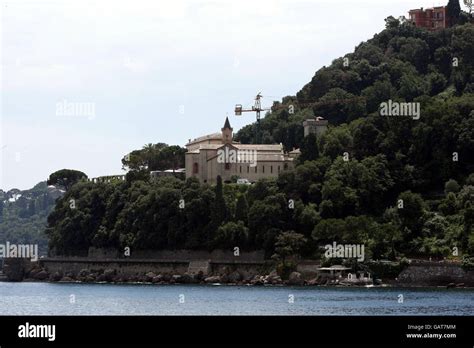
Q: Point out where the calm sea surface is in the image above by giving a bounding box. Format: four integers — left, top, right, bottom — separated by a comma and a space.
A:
0, 282, 473, 315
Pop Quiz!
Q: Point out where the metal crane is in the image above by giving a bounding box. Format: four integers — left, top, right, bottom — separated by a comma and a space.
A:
235, 92, 272, 144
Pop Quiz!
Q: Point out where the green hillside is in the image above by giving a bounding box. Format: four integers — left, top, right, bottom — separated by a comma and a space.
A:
44, 21, 474, 263
0, 182, 61, 255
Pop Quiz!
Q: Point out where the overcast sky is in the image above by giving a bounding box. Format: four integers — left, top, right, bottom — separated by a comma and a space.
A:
0, 0, 458, 190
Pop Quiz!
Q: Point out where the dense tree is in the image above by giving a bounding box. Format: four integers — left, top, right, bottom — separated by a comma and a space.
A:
214, 221, 248, 249
122, 143, 186, 172
235, 194, 249, 223
209, 176, 228, 242
298, 133, 319, 163
47, 169, 88, 191
272, 231, 307, 261
447, 0, 462, 25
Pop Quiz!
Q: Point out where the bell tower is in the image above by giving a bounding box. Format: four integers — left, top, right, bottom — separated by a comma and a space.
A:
221, 117, 233, 144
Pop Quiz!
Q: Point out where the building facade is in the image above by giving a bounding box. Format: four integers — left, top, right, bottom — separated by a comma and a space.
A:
409, 6, 449, 30
303, 116, 329, 138
185, 117, 298, 184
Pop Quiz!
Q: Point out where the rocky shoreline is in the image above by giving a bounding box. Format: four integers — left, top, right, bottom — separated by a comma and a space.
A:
9, 264, 381, 287
3, 258, 474, 288
21, 265, 320, 286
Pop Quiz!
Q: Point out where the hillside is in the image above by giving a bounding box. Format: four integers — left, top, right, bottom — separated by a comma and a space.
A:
0, 182, 63, 255
236, 22, 474, 191
45, 21, 474, 263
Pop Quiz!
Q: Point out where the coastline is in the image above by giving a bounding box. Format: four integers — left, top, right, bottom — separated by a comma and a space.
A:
2, 257, 474, 289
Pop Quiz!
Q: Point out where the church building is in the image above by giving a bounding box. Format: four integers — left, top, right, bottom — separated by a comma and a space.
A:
185, 117, 298, 184
185, 116, 328, 184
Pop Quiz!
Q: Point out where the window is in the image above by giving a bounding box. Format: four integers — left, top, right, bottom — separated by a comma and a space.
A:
225, 163, 230, 170
278, 166, 281, 173
240, 166, 242, 173
271, 166, 273, 174
193, 163, 199, 174
247, 166, 249, 173
262, 165, 265, 173
255, 166, 257, 173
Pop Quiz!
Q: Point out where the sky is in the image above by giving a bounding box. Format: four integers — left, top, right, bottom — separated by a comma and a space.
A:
0, 0, 461, 191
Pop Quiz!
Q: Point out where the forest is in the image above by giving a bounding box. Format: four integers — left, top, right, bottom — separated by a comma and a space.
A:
44, 18, 474, 263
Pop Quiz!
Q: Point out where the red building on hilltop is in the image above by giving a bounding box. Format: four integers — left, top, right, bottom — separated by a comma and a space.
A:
409, 6, 450, 30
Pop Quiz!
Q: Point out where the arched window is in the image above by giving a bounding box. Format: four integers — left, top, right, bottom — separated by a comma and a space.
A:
193, 163, 199, 174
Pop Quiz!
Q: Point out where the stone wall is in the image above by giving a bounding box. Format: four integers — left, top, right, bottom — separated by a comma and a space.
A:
38, 257, 267, 280
87, 248, 265, 262
396, 260, 474, 286
210, 261, 272, 277
40, 258, 189, 278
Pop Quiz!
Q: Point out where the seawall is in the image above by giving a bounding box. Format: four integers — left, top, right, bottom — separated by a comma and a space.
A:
395, 260, 474, 287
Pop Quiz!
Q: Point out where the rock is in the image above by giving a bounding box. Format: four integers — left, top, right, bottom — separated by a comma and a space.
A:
180, 273, 197, 284
250, 275, 264, 286
172, 275, 182, 283
227, 271, 242, 283
447, 282, 456, 288
270, 276, 283, 284
60, 276, 73, 282
113, 275, 125, 283
268, 270, 278, 277
49, 272, 62, 282
306, 278, 319, 286
128, 275, 139, 282
28, 267, 41, 278
145, 272, 157, 282
96, 274, 108, 282
79, 269, 89, 277
85, 275, 96, 282
162, 274, 172, 282
204, 276, 221, 283
138, 275, 149, 283
104, 269, 116, 281
152, 275, 163, 283
242, 272, 255, 282
456, 283, 465, 288
265, 271, 282, 285
35, 270, 49, 281
288, 272, 304, 286
194, 271, 204, 282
